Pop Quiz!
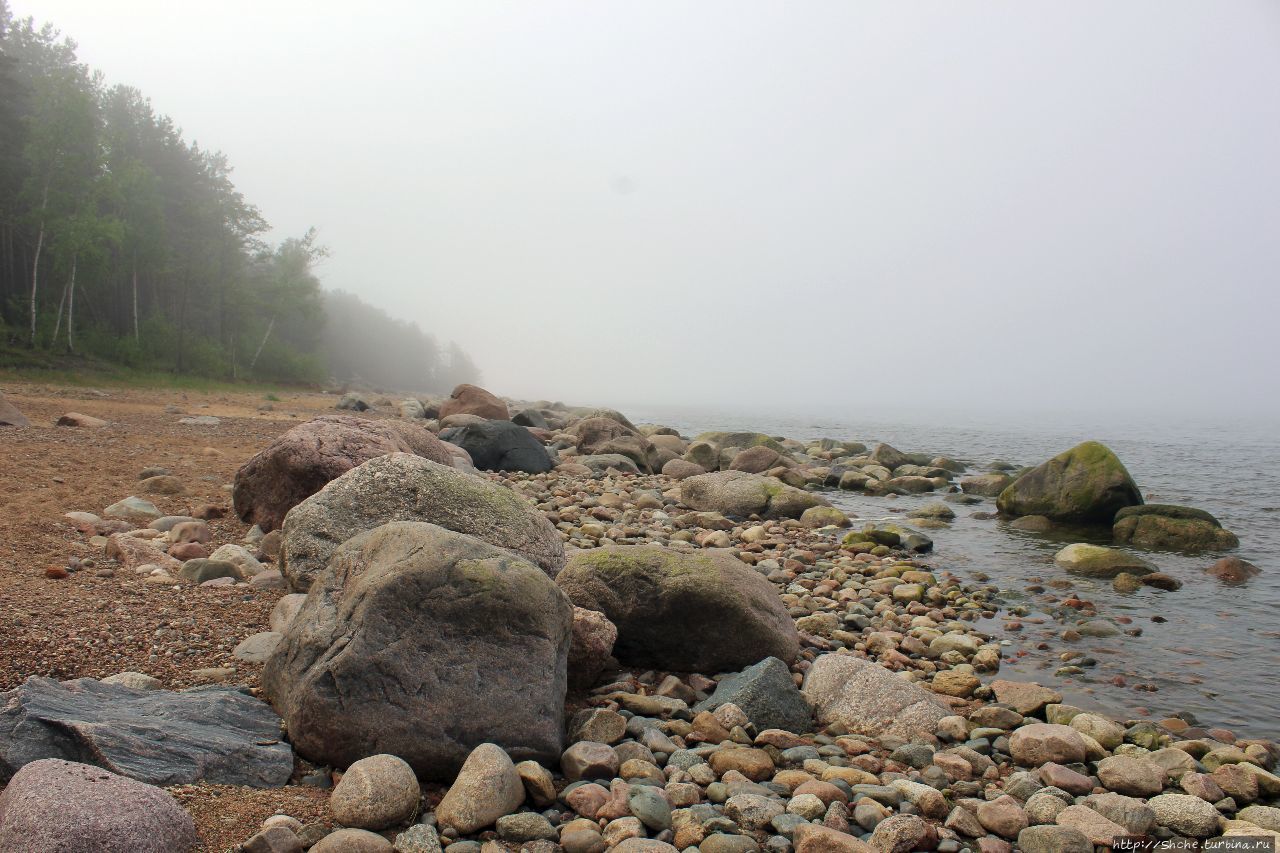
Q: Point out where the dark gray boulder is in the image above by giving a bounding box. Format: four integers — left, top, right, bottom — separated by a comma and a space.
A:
440, 420, 554, 473
512, 408, 549, 429
263, 522, 572, 780
0, 677, 293, 787
693, 657, 814, 734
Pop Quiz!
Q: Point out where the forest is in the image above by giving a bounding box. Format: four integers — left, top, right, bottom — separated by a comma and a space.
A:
0, 2, 477, 391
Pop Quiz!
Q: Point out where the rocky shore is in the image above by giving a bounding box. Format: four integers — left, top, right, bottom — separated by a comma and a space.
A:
0, 382, 1274, 853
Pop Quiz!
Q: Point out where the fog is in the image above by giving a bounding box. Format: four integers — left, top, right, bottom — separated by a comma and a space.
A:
22, 1, 1280, 419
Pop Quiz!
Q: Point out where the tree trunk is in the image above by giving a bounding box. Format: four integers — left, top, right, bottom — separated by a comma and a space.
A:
66, 255, 77, 353
28, 183, 49, 347
52, 274, 69, 342
132, 254, 139, 341
249, 315, 276, 370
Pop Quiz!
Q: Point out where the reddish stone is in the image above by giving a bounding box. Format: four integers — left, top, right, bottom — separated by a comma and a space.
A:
231, 415, 456, 531
438, 383, 509, 421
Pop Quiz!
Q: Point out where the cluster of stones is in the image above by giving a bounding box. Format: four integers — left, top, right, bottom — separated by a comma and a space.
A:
4, 383, 1269, 853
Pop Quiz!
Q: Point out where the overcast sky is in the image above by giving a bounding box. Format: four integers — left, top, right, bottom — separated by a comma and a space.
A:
16, 1, 1280, 418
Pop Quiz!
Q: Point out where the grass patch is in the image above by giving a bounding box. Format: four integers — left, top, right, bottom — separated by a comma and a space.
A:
0, 345, 306, 395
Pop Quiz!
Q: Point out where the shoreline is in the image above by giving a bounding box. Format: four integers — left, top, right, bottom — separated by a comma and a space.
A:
0, 379, 1276, 851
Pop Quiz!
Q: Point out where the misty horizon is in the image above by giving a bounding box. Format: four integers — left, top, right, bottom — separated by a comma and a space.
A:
17, 0, 1280, 418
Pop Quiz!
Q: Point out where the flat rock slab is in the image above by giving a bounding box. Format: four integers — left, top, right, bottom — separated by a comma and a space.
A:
0, 676, 292, 787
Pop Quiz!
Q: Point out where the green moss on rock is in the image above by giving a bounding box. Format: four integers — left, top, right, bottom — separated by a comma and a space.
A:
997, 440, 1142, 523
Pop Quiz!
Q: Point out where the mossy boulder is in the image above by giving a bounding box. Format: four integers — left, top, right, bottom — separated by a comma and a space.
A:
842, 523, 933, 553
554, 545, 800, 671
799, 506, 851, 528
1113, 505, 1238, 552
680, 470, 826, 519
997, 441, 1142, 523
1053, 543, 1155, 577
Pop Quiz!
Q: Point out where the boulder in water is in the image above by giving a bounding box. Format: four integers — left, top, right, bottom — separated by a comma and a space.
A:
1205, 556, 1262, 584
997, 441, 1142, 523
1053, 543, 1155, 577
960, 472, 1012, 497
1113, 504, 1238, 551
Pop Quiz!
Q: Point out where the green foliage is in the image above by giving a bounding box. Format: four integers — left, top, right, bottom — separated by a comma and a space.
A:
0, 5, 479, 389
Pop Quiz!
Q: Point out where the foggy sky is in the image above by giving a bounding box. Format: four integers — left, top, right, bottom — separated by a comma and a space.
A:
18, 1, 1280, 418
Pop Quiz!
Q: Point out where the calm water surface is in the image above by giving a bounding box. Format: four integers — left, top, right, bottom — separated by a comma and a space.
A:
623, 406, 1280, 736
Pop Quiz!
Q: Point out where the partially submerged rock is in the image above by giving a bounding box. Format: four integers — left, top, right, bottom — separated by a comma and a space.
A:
1053, 543, 1155, 577
997, 440, 1142, 523
1113, 504, 1238, 551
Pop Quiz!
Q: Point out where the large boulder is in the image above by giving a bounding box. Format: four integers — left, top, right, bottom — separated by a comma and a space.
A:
573, 408, 638, 431
1112, 504, 1238, 551
693, 431, 788, 455
959, 473, 1013, 497
0, 759, 198, 853
568, 417, 656, 473
801, 654, 950, 740
0, 677, 292, 786
868, 443, 910, 470
729, 446, 792, 474
440, 420, 553, 473
0, 393, 29, 428
511, 408, 548, 429
281, 453, 564, 591
263, 522, 572, 780
438, 383, 509, 421
555, 545, 799, 672
680, 470, 826, 519
997, 441, 1142, 523
232, 415, 455, 532
1053, 543, 1155, 578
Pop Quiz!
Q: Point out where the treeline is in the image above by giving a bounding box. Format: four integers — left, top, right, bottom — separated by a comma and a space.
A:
0, 3, 478, 390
